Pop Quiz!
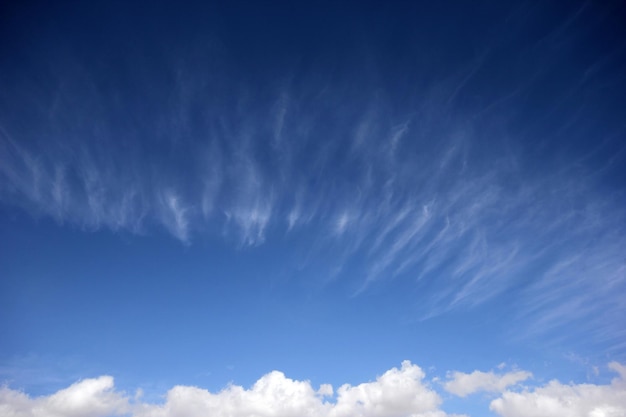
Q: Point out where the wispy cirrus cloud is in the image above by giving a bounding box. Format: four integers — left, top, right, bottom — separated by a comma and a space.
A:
1, 15, 625, 353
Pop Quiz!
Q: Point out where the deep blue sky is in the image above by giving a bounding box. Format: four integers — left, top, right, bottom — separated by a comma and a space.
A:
1, 1, 625, 416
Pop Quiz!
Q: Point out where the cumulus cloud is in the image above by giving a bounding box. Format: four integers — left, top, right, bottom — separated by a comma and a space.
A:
4, 362, 625, 417
0, 362, 464, 417
490, 362, 626, 417
330, 360, 449, 417
444, 368, 532, 397
0, 376, 129, 417
136, 360, 461, 417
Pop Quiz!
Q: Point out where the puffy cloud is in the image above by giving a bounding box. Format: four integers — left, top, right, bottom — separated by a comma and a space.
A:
0, 362, 463, 417
330, 360, 449, 417
444, 368, 532, 397
134, 370, 328, 417
490, 362, 626, 417
137, 361, 458, 417
0, 376, 129, 417
8, 362, 624, 417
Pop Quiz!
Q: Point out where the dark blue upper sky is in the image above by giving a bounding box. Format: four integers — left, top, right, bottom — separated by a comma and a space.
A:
1, 1, 625, 416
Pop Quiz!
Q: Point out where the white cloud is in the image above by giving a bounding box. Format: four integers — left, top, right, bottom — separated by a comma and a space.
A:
490, 362, 626, 417
444, 368, 532, 397
5, 362, 625, 417
0, 362, 463, 417
330, 360, 452, 417
134, 370, 327, 417
0, 376, 129, 417
136, 360, 461, 417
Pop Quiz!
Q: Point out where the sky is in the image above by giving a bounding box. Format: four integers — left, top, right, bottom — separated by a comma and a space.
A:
1, 1, 625, 416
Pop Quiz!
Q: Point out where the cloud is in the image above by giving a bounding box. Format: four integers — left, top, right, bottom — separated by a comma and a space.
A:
0, 362, 463, 417
444, 368, 532, 397
1, 35, 625, 353
134, 371, 326, 417
330, 360, 451, 417
490, 362, 626, 417
157, 189, 191, 243
0, 376, 129, 417
3, 362, 625, 417
223, 155, 274, 246
136, 360, 461, 417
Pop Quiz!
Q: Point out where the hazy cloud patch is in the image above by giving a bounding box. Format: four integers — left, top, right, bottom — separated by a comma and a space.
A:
444, 368, 532, 397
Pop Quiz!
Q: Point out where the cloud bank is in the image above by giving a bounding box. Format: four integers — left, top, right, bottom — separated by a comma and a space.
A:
0, 361, 462, 417
3, 362, 626, 417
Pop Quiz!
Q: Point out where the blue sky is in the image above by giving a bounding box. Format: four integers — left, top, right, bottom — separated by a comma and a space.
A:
1, 1, 625, 416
